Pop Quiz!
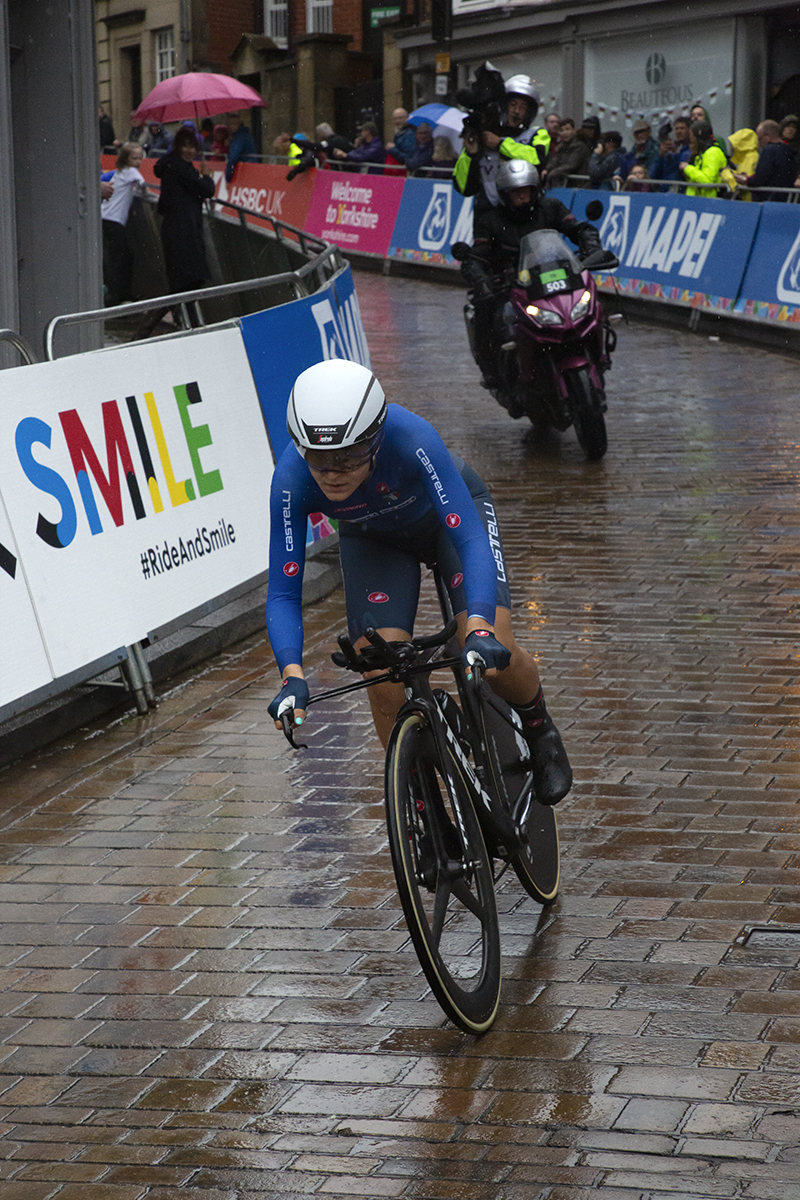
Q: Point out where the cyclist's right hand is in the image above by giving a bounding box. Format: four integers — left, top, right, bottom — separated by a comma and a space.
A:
462, 630, 511, 678
268, 677, 310, 729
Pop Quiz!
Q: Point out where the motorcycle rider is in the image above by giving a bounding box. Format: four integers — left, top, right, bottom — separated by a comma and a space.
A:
459, 159, 602, 403
454, 74, 551, 216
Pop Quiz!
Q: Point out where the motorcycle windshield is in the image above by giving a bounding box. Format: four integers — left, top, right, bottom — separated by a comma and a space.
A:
517, 230, 584, 300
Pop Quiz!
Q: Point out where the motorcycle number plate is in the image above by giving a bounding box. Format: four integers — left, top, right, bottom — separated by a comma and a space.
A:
544, 279, 567, 293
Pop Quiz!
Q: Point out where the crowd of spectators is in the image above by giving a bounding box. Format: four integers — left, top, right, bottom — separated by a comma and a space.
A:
543, 103, 800, 201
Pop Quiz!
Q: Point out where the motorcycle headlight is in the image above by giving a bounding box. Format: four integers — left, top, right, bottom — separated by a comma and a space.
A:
525, 304, 563, 326
569, 290, 593, 321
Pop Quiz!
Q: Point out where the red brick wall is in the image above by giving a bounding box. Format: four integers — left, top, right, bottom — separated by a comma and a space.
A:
204, 0, 258, 69
290, 0, 364, 54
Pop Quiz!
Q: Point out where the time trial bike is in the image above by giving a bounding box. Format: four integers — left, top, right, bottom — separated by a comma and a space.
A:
278, 575, 560, 1034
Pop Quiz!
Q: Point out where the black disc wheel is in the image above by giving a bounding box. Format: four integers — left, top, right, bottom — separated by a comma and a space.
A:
385, 713, 501, 1034
510, 799, 560, 905
567, 366, 608, 460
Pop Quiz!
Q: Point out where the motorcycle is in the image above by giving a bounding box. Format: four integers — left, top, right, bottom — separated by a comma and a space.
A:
457, 230, 619, 461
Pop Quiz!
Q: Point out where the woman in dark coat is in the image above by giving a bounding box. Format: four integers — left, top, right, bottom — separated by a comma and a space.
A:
153, 127, 215, 292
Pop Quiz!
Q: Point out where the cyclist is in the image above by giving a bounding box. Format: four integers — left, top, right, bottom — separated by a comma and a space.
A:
266, 358, 572, 806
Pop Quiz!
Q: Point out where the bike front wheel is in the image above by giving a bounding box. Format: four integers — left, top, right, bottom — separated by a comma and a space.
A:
566, 365, 608, 461
385, 712, 501, 1034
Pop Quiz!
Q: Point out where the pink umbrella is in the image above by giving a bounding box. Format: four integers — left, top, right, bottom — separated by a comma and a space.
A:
133, 72, 264, 124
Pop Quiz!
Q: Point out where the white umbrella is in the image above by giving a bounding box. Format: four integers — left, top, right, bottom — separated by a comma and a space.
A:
408, 103, 466, 150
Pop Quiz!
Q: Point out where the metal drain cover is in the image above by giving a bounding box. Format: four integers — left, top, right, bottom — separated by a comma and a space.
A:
738, 925, 800, 948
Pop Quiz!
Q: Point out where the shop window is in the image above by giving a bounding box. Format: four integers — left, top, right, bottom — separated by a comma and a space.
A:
307, 0, 333, 34
265, 0, 288, 47
155, 27, 175, 83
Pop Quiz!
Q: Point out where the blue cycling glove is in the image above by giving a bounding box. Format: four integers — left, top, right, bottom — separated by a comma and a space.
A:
462, 630, 511, 676
268, 677, 310, 723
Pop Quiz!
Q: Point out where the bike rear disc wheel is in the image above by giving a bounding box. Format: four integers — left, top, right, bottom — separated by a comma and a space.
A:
510, 800, 560, 905
568, 366, 607, 461
386, 713, 501, 1034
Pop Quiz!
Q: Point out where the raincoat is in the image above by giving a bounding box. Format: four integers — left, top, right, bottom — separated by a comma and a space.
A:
721, 128, 758, 199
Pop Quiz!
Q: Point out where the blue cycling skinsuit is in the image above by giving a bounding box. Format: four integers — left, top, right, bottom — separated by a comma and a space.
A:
267, 404, 511, 673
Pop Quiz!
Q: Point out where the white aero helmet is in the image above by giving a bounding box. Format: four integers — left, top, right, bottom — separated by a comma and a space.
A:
287, 359, 386, 455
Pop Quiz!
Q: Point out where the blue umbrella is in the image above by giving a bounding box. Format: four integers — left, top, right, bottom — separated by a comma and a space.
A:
407, 104, 466, 149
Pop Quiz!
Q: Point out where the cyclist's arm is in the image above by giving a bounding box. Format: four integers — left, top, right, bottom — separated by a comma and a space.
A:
266, 455, 312, 676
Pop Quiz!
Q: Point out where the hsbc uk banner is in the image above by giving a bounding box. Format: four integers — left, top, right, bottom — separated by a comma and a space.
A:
571, 190, 761, 313
388, 178, 475, 266
733, 201, 800, 326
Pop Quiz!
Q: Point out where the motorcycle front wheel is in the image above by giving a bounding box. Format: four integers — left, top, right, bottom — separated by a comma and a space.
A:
565, 367, 608, 461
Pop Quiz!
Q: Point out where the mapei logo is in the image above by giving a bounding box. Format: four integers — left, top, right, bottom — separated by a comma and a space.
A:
418, 185, 474, 253
777, 227, 800, 305
15, 381, 222, 550
598, 195, 630, 264
599, 197, 723, 280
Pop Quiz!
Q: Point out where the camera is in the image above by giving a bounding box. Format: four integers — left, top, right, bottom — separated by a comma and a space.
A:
455, 62, 509, 141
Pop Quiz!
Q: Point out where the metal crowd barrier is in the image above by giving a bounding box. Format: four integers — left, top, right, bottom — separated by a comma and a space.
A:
565, 175, 800, 202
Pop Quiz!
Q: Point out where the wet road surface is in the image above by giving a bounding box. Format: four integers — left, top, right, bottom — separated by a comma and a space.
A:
0, 273, 799, 1197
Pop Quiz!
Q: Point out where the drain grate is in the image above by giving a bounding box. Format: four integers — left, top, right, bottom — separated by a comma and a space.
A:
737, 925, 800, 949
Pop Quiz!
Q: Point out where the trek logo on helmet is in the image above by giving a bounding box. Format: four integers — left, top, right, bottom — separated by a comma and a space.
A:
302, 421, 350, 446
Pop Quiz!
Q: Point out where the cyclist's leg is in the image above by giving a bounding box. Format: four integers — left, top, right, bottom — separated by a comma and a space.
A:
339, 530, 420, 747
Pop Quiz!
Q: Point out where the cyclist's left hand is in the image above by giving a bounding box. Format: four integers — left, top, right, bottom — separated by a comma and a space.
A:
462, 629, 511, 677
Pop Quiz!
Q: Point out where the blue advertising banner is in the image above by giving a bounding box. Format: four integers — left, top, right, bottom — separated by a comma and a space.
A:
388, 177, 474, 265
571, 190, 762, 312
733, 201, 800, 327
239, 266, 371, 547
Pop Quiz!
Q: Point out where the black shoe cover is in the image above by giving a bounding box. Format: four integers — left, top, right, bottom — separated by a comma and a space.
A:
525, 722, 573, 806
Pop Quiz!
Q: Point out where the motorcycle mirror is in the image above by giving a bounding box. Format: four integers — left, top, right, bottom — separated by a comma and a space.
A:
450, 241, 472, 261
582, 249, 619, 272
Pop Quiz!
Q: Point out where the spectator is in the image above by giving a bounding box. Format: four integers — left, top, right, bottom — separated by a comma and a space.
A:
272, 132, 293, 158
286, 133, 318, 180
734, 119, 798, 200
541, 117, 590, 189
125, 112, 149, 149
721, 128, 759, 198
225, 112, 258, 181
780, 114, 800, 173
680, 119, 727, 197
145, 122, 172, 157
622, 163, 652, 192
101, 143, 145, 306
392, 121, 434, 173
689, 104, 727, 154
433, 135, 458, 168
650, 117, 692, 184
137, 129, 215, 337
315, 122, 353, 159
588, 129, 623, 189
101, 176, 114, 201
545, 112, 561, 145
99, 105, 117, 151
199, 118, 215, 153
332, 121, 387, 168
581, 115, 602, 145
617, 118, 659, 180
209, 124, 230, 162
386, 108, 417, 162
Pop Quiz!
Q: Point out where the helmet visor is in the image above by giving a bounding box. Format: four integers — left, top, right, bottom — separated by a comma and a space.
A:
304, 440, 377, 474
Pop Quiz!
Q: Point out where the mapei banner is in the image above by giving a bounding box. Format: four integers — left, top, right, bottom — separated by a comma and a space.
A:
571, 190, 761, 311
0, 327, 274, 685
388, 178, 474, 265
734, 201, 800, 325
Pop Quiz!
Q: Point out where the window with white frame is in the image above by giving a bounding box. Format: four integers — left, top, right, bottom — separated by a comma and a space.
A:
155, 27, 175, 83
306, 0, 333, 34
265, 0, 288, 47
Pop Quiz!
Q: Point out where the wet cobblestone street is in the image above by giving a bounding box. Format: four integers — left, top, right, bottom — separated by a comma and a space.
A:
0, 273, 799, 1199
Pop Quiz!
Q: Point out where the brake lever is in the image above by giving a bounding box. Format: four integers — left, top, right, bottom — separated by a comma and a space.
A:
280, 710, 307, 750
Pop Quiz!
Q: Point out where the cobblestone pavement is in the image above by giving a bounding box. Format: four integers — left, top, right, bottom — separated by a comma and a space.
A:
0, 275, 799, 1199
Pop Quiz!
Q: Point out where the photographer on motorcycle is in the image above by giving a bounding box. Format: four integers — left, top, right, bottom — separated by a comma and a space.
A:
454, 74, 551, 216
459, 159, 602, 401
